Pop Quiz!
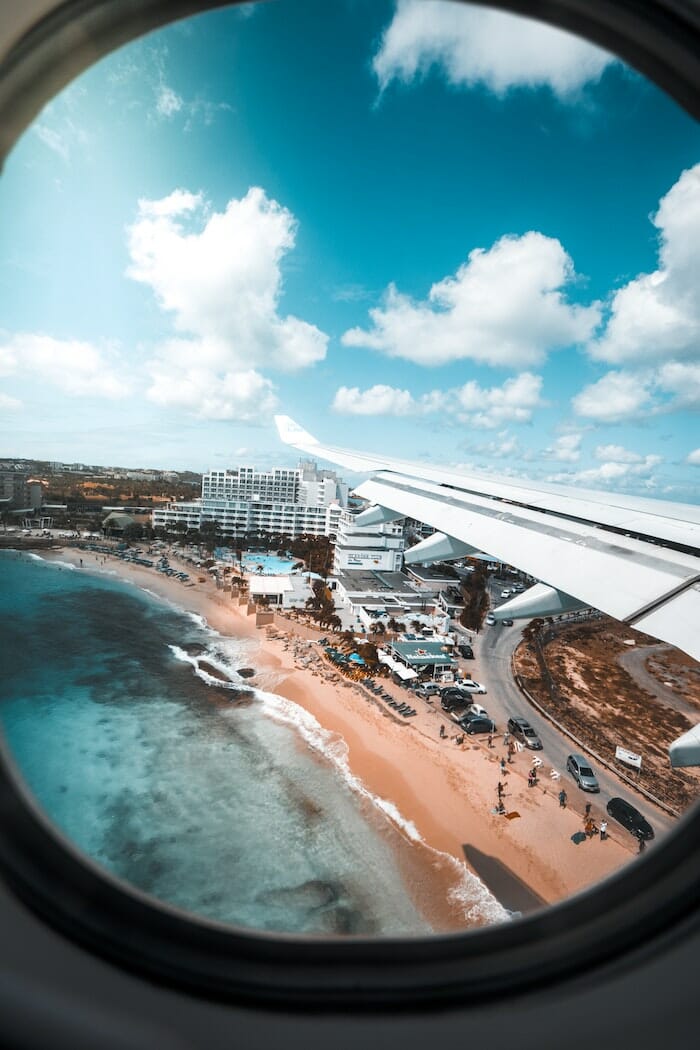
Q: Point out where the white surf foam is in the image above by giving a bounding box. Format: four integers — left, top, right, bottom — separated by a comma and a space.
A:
255, 687, 509, 926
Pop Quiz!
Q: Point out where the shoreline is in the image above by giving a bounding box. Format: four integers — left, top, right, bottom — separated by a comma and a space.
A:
34, 544, 636, 927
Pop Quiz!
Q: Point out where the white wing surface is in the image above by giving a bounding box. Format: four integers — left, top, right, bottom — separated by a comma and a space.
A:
275, 416, 700, 664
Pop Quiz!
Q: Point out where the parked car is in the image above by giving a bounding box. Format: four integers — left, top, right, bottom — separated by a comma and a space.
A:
485, 613, 496, 626
459, 714, 496, 735
414, 682, 441, 699
466, 703, 489, 718
440, 689, 469, 711
457, 644, 474, 659
606, 797, 654, 840
458, 679, 487, 694
566, 753, 600, 792
507, 716, 543, 750
500, 589, 511, 599
501, 618, 514, 626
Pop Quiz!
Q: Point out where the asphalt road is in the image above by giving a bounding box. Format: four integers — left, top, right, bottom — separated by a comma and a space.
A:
453, 575, 676, 846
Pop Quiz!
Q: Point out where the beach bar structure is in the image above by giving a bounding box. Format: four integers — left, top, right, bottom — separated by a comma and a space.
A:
387, 639, 457, 683
247, 574, 314, 610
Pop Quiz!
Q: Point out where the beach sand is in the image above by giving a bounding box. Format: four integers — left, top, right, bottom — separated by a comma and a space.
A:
42, 545, 638, 928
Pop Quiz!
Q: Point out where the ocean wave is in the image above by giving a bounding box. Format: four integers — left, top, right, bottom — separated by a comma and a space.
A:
255, 687, 509, 926
45, 557, 77, 571
168, 644, 250, 691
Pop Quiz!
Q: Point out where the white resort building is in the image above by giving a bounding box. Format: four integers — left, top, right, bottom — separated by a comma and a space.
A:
152, 460, 349, 541
332, 511, 405, 573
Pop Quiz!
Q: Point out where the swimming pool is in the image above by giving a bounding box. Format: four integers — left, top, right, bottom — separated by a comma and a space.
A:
241, 553, 300, 575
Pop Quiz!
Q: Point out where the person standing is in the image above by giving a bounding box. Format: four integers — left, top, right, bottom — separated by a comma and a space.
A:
503, 730, 510, 747
600, 820, 608, 841
558, 789, 567, 808
487, 733, 493, 749
497, 781, 504, 800
584, 802, 592, 819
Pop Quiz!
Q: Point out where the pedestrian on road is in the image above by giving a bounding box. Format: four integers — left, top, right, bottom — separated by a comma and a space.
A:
497, 781, 504, 799
439, 724, 446, 739
600, 820, 608, 841
558, 789, 567, 809
503, 731, 510, 746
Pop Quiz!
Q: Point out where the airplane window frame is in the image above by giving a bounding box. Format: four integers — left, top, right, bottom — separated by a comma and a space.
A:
0, 0, 699, 1010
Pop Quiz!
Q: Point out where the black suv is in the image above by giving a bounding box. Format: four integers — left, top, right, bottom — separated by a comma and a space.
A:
457, 644, 474, 659
507, 716, 543, 750
441, 688, 469, 712
459, 714, 496, 735
606, 797, 654, 840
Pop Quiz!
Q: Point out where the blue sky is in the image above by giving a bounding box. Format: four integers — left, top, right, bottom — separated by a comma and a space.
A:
0, 0, 699, 500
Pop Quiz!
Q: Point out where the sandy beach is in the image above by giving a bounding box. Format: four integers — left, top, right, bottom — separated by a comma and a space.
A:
42, 544, 638, 927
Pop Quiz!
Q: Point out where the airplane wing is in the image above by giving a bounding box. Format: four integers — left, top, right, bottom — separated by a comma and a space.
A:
276, 415, 700, 767
275, 416, 700, 665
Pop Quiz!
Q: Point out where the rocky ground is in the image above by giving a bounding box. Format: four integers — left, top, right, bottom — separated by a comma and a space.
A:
513, 617, 700, 813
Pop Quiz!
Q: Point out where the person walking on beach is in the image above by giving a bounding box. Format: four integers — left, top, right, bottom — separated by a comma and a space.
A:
600, 820, 608, 841
507, 741, 515, 763
503, 730, 510, 747
500, 757, 507, 776
497, 781, 505, 800
439, 724, 446, 739
558, 789, 567, 809
487, 733, 493, 749
584, 802, 592, 819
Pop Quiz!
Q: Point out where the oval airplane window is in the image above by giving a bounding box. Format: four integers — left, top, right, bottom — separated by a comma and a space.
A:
0, 0, 699, 1004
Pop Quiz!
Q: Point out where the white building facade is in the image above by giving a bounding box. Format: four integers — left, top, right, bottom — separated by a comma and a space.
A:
153, 461, 347, 541
332, 511, 405, 573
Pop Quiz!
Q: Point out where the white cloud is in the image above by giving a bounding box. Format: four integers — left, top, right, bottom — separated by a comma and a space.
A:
146, 365, 277, 421
342, 232, 599, 368
474, 432, 520, 459
373, 0, 617, 99
573, 359, 700, 424
0, 333, 129, 398
0, 392, 21, 411
126, 187, 328, 390
588, 164, 700, 364
156, 85, 183, 118
548, 454, 662, 488
543, 433, 582, 462
572, 370, 653, 423
453, 372, 545, 427
332, 384, 417, 416
655, 361, 700, 409
687, 449, 700, 465
594, 443, 644, 463
33, 124, 70, 161
332, 371, 544, 428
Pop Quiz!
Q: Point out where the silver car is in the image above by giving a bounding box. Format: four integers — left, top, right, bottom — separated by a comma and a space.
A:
567, 753, 600, 792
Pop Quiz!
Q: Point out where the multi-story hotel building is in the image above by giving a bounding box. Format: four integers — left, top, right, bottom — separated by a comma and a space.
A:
152, 461, 348, 540
332, 511, 405, 573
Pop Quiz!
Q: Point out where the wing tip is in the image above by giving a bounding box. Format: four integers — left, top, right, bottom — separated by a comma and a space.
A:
274, 415, 319, 447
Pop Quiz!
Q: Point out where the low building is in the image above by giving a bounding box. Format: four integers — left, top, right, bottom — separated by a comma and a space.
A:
388, 639, 457, 682
247, 574, 314, 609
332, 569, 443, 634
405, 564, 461, 592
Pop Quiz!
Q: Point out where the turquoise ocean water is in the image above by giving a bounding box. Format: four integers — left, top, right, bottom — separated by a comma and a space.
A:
0, 551, 503, 935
